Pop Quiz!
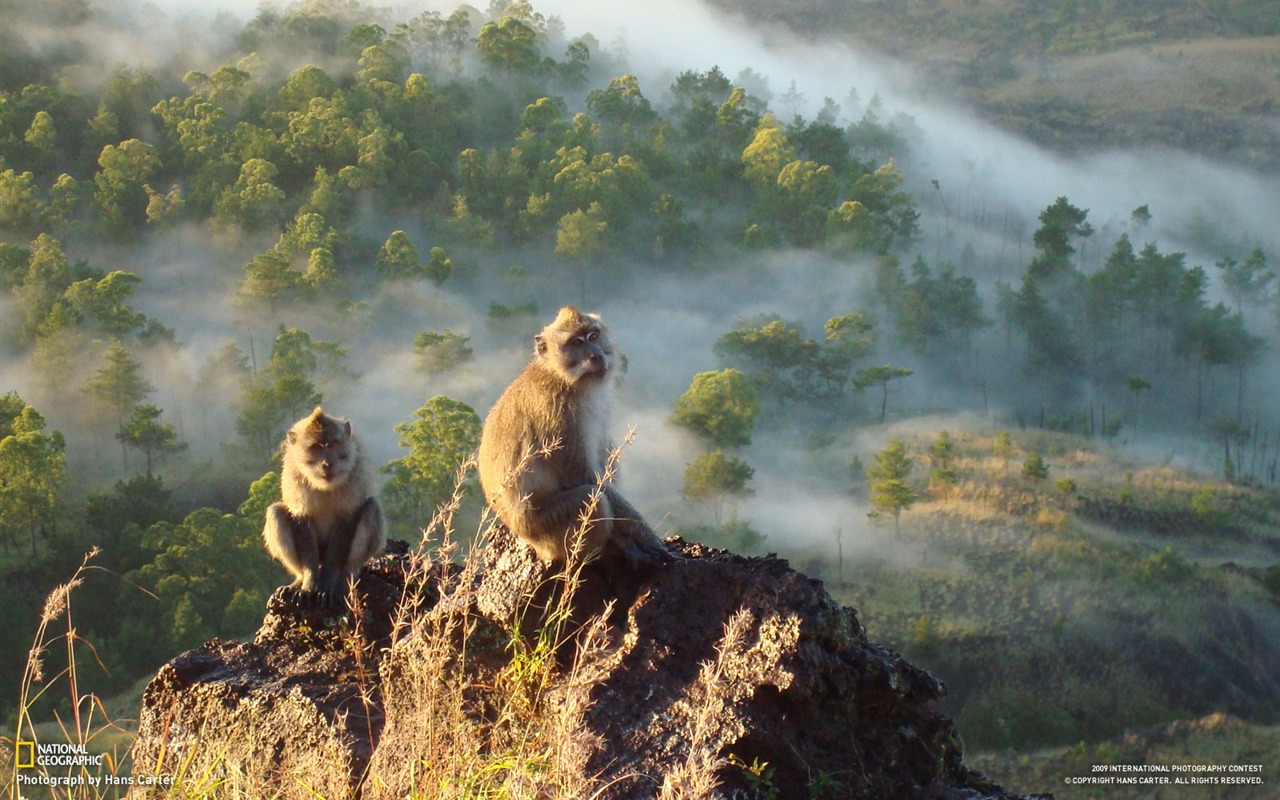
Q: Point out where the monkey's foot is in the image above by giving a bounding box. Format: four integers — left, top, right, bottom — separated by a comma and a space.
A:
612, 538, 676, 574
270, 585, 346, 613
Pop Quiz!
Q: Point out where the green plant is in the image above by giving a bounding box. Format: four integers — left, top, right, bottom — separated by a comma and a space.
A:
729, 753, 780, 800
809, 769, 842, 798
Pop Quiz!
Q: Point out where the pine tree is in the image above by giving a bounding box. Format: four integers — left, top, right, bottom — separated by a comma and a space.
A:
867, 438, 917, 535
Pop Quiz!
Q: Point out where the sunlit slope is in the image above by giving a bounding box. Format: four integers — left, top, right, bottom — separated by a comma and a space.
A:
708, 0, 1280, 168
821, 425, 1280, 752
973, 713, 1280, 799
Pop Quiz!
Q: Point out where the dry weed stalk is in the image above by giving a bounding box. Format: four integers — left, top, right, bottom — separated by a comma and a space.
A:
658, 608, 755, 800
386, 436, 644, 799
4, 547, 136, 799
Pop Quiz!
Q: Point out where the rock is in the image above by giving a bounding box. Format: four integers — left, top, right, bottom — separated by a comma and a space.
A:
131, 533, 1044, 799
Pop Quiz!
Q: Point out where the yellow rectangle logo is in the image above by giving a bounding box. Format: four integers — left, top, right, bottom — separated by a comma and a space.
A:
15, 741, 35, 769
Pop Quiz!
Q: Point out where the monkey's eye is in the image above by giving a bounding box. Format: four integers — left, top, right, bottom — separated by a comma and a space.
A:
570, 336, 584, 347
586, 331, 599, 342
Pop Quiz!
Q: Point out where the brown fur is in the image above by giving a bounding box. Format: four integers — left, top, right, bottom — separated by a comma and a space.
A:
478, 307, 670, 568
263, 407, 386, 604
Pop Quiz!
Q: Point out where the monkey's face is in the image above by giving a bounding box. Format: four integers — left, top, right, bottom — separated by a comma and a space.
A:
542, 324, 613, 384
302, 435, 355, 487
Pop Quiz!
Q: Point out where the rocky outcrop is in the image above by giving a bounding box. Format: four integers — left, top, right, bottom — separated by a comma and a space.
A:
131, 534, 1046, 799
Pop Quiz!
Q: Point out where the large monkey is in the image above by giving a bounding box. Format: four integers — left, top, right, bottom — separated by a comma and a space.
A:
263, 407, 386, 608
478, 307, 671, 569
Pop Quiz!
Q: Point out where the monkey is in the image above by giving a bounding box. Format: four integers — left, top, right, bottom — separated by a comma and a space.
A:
478, 306, 672, 570
262, 407, 386, 608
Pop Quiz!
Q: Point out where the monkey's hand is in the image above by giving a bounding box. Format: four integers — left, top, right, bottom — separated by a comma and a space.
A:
606, 488, 676, 569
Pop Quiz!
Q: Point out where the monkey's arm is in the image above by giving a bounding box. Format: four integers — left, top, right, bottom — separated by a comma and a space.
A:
533, 483, 604, 529
604, 488, 674, 568
262, 502, 320, 591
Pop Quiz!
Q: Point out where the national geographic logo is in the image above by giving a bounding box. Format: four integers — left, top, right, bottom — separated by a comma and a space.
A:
12, 742, 174, 790
14, 742, 104, 768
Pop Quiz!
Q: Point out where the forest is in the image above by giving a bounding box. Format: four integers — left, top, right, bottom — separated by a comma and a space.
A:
1, 0, 1278, 788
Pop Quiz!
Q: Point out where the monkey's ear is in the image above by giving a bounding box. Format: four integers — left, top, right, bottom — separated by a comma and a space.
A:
310, 406, 324, 419
287, 430, 298, 445
534, 334, 547, 355
343, 420, 351, 436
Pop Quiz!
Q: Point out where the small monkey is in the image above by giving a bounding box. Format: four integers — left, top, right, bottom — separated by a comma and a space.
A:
263, 407, 386, 608
478, 306, 671, 569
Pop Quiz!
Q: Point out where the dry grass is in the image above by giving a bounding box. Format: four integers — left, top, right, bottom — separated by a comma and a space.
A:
368, 435, 741, 799
993, 36, 1280, 113
4, 436, 780, 799
1, 548, 137, 799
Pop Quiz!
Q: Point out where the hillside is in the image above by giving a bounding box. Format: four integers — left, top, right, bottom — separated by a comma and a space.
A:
795, 423, 1280, 753
707, 0, 1280, 169
0, 0, 1277, 793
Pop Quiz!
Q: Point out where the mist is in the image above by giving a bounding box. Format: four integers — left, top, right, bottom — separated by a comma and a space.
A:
3, 0, 1277, 565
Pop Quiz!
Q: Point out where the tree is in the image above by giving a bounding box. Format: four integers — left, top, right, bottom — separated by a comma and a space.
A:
853, 365, 913, 423
670, 369, 759, 448
1216, 248, 1273, 326
16, 233, 70, 339
928, 430, 957, 499
819, 312, 875, 392
214, 158, 287, 230
94, 138, 160, 235
555, 202, 609, 299
1205, 415, 1249, 481
773, 159, 838, 244
0, 167, 44, 230
376, 230, 422, 278
652, 193, 700, 256
413, 330, 473, 374
741, 114, 795, 188
846, 159, 920, 252
235, 328, 329, 459
1029, 195, 1091, 279
1174, 303, 1259, 422
867, 438, 916, 535
24, 110, 56, 154
0, 392, 27, 438
64, 270, 148, 337
1022, 452, 1049, 481
714, 317, 819, 400
116, 403, 187, 477
993, 431, 1015, 470
144, 183, 185, 225
241, 250, 303, 312
424, 246, 453, 291
86, 338, 153, 465
681, 449, 755, 525
587, 74, 657, 141
381, 397, 482, 532
475, 16, 540, 73
0, 405, 67, 555
131, 505, 276, 652
1125, 376, 1151, 434
46, 173, 81, 234
894, 258, 987, 356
